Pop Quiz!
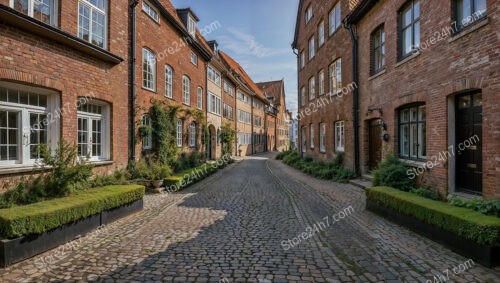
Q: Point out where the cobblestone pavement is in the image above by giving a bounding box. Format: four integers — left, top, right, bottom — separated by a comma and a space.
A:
1, 153, 500, 282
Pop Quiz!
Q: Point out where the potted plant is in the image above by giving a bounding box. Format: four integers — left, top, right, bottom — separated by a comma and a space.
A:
127, 157, 172, 192
149, 162, 172, 192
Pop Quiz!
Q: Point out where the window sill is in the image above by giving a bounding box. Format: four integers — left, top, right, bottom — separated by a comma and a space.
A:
449, 17, 489, 43
368, 69, 386, 81
0, 164, 47, 175
395, 52, 420, 68
90, 160, 114, 166
0, 5, 123, 64
399, 158, 426, 168
142, 87, 157, 93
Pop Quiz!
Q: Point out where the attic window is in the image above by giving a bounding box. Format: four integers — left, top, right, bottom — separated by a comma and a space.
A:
188, 16, 196, 37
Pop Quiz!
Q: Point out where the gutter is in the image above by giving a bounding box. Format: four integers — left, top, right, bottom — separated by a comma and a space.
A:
345, 23, 361, 175
129, 0, 139, 161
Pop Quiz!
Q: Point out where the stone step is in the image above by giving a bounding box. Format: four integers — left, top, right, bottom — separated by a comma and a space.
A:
349, 178, 373, 190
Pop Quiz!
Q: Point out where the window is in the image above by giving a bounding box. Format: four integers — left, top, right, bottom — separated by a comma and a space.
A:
0, 84, 58, 165
207, 66, 221, 86
197, 87, 203, 109
329, 58, 342, 95
454, 0, 487, 30
319, 70, 325, 95
223, 81, 228, 92
335, 121, 344, 152
78, 0, 107, 48
189, 122, 196, 147
318, 20, 325, 46
182, 75, 190, 105
78, 102, 109, 160
165, 65, 173, 98
399, 104, 426, 159
237, 133, 252, 145
238, 110, 251, 124
208, 92, 221, 115
399, 0, 420, 59
237, 91, 250, 104
309, 36, 315, 60
176, 120, 183, 147
254, 116, 262, 127
142, 1, 159, 22
372, 26, 385, 74
228, 84, 234, 96
329, 3, 341, 35
301, 87, 306, 106
310, 124, 315, 149
306, 5, 313, 24
309, 77, 315, 100
320, 123, 326, 152
223, 103, 233, 119
300, 51, 305, 69
301, 127, 306, 152
11, 0, 57, 26
191, 52, 198, 66
142, 114, 152, 150
188, 16, 196, 37
142, 48, 156, 91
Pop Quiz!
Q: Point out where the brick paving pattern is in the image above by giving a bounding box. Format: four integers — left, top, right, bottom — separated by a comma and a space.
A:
1, 153, 499, 282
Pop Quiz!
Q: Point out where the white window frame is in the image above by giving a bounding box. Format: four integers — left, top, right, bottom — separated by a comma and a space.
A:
142, 48, 156, 91
188, 16, 196, 37
142, 0, 159, 23
78, 0, 108, 49
300, 87, 306, 106
329, 58, 342, 96
329, 3, 341, 35
176, 120, 183, 147
310, 124, 315, 149
300, 51, 305, 69
320, 123, 326, 153
319, 70, 325, 95
223, 103, 233, 119
197, 87, 203, 110
191, 52, 198, 66
142, 114, 152, 150
309, 76, 315, 100
10, 0, 58, 26
77, 101, 111, 161
208, 92, 221, 116
309, 36, 315, 60
189, 122, 196, 147
0, 83, 59, 166
305, 5, 313, 24
207, 65, 221, 86
318, 20, 325, 46
165, 65, 173, 98
335, 121, 345, 152
182, 75, 190, 106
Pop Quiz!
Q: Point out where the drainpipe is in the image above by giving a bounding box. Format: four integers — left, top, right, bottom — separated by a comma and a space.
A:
251, 96, 254, 154
129, 0, 139, 162
292, 48, 301, 156
205, 62, 209, 160
346, 23, 361, 175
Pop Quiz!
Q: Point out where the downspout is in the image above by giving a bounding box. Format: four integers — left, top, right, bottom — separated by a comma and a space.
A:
346, 23, 361, 175
205, 62, 209, 160
292, 47, 301, 156
251, 96, 254, 154
129, 0, 139, 162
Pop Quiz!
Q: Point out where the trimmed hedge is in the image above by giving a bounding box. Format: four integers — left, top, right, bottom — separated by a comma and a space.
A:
163, 162, 221, 190
367, 187, 500, 246
0, 185, 145, 239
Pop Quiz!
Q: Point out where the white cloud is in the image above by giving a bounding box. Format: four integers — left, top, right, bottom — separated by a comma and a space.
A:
218, 28, 290, 58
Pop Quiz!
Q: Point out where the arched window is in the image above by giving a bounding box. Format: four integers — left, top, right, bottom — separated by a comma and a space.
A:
142, 48, 156, 91
165, 65, 173, 98
189, 122, 196, 147
197, 87, 203, 109
182, 75, 190, 105
176, 120, 183, 147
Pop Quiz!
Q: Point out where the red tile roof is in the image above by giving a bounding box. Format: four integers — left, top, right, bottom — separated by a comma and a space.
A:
256, 80, 284, 106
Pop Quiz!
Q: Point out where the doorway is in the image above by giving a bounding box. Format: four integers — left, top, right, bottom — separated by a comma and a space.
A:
369, 119, 382, 171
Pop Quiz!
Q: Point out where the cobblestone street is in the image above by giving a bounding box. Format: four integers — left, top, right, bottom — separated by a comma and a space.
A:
1, 153, 499, 282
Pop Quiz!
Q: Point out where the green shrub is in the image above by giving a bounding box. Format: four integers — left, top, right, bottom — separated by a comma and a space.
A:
276, 150, 292, 160
128, 158, 172, 180
411, 188, 440, 200
0, 185, 145, 238
164, 163, 218, 190
367, 187, 500, 246
304, 156, 313, 163
373, 154, 414, 191
448, 196, 500, 217
333, 168, 357, 183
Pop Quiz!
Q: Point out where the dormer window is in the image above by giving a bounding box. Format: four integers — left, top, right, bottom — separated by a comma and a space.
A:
188, 16, 196, 37
11, 0, 58, 26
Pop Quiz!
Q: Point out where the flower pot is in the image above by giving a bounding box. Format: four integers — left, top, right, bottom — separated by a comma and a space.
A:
152, 180, 164, 189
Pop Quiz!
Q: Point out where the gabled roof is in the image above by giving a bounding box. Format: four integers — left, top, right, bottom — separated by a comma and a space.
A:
148, 0, 212, 61
256, 80, 285, 107
291, 0, 304, 49
218, 50, 268, 103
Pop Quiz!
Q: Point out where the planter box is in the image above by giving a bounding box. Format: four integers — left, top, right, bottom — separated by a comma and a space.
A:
0, 199, 143, 267
367, 200, 500, 267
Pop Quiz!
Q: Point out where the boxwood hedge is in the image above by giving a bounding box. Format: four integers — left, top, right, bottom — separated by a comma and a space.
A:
367, 187, 500, 246
0, 185, 145, 239
163, 163, 219, 190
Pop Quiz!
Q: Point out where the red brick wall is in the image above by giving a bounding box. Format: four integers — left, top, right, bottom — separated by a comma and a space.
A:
0, 1, 130, 185
355, 0, 499, 198
296, 0, 355, 168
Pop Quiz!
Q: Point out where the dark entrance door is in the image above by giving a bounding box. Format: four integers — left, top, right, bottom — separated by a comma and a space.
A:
456, 92, 482, 195
369, 119, 382, 170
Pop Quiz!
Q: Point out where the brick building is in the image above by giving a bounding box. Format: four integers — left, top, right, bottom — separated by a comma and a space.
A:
292, 0, 357, 168
0, 0, 129, 183
257, 79, 290, 152
345, 0, 499, 199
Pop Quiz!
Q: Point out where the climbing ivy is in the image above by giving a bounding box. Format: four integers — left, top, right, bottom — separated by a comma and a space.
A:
220, 122, 236, 156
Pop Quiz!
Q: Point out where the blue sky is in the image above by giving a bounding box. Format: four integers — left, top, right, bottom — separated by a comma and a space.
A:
171, 0, 300, 114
